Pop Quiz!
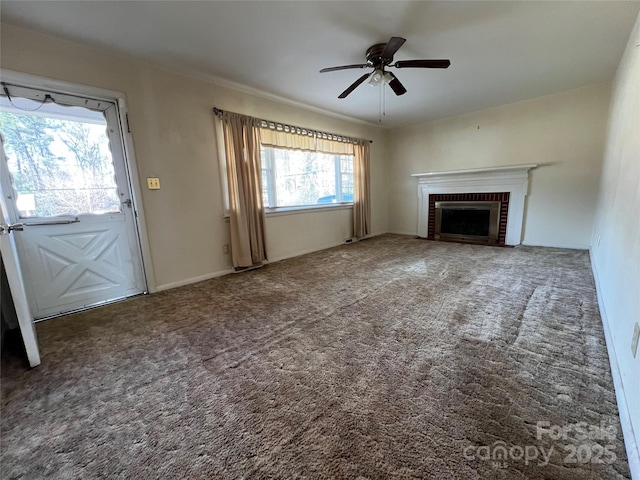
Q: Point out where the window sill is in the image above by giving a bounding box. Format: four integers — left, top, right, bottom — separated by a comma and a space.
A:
223, 203, 353, 221
266, 203, 353, 217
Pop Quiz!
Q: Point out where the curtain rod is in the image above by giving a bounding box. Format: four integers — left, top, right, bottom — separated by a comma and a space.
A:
212, 107, 372, 144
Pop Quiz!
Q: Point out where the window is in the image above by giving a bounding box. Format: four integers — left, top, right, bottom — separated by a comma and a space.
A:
260, 146, 354, 209
1, 97, 120, 218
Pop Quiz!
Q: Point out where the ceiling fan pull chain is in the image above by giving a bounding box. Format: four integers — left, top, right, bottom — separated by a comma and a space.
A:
378, 83, 383, 124
383, 83, 386, 119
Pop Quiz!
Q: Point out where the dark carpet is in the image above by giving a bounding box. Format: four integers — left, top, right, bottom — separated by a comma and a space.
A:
0, 234, 630, 479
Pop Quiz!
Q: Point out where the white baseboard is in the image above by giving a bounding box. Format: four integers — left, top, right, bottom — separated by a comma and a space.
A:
155, 268, 234, 292
384, 234, 590, 249
521, 241, 590, 250
590, 249, 639, 479
155, 235, 386, 290
267, 233, 391, 264
267, 240, 346, 264
386, 230, 418, 237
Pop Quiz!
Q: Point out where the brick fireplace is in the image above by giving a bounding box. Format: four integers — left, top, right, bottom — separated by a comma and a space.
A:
429, 192, 510, 245
412, 164, 536, 246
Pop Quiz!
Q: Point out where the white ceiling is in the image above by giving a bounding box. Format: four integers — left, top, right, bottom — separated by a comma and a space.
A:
1, 1, 639, 128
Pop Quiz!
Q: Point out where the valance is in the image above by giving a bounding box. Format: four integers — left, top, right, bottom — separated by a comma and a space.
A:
213, 107, 369, 155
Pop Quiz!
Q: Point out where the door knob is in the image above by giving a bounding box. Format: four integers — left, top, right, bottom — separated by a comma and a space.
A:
0, 223, 24, 235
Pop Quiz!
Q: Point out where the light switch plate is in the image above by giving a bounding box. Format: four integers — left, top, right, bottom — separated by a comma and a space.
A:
632, 323, 640, 359
147, 177, 160, 190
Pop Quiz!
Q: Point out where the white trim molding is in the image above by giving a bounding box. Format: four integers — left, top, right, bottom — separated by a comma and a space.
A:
412, 164, 537, 246
590, 250, 640, 479
155, 268, 234, 292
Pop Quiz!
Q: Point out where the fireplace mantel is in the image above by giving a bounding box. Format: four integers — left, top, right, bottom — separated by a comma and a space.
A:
412, 164, 537, 245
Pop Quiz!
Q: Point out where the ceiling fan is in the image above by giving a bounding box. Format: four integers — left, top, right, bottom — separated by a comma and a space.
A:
320, 36, 450, 99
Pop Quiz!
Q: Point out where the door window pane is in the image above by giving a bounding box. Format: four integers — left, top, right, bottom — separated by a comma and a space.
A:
0, 98, 120, 218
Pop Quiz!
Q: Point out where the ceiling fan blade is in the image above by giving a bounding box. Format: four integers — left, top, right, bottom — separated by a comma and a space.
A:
381, 37, 406, 61
394, 59, 451, 69
320, 64, 369, 73
387, 72, 407, 96
338, 73, 370, 99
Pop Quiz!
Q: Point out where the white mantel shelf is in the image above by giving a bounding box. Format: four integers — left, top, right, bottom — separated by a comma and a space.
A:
411, 164, 537, 178
413, 164, 537, 245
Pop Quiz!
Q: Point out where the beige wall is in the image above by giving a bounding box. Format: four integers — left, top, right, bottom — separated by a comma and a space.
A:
0, 24, 388, 290
387, 83, 611, 248
591, 12, 640, 473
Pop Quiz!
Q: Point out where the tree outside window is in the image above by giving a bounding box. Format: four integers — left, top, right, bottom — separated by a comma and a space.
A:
1, 107, 120, 218
260, 146, 353, 208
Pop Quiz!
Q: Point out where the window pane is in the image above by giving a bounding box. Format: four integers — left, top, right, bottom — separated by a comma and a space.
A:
261, 169, 270, 207
1, 100, 120, 218
339, 155, 354, 202
275, 149, 332, 206
260, 147, 354, 208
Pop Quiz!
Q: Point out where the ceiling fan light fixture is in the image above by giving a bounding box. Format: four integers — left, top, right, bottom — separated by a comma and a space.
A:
368, 69, 384, 86
383, 72, 393, 85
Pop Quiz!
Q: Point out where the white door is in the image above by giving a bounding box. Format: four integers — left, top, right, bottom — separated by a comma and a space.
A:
0, 84, 146, 320
0, 139, 40, 367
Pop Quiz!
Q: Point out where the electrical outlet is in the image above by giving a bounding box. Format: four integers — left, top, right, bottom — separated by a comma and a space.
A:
222, 244, 230, 254
632, 323, 640, 358
147, 177, 161, 190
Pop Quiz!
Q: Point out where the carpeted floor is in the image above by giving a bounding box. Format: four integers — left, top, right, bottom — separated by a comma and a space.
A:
0, 234, 630, 479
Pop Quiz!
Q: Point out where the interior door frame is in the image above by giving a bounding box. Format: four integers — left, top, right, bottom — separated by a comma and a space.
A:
1, 69, 158, 300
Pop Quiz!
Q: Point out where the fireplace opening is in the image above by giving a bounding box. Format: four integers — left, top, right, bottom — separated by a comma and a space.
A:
435, 201, 500, 244
427, 193, 510, 245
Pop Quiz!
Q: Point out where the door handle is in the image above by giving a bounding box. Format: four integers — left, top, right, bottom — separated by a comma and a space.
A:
22, 218, 80, 226
0, 223, 24, 235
